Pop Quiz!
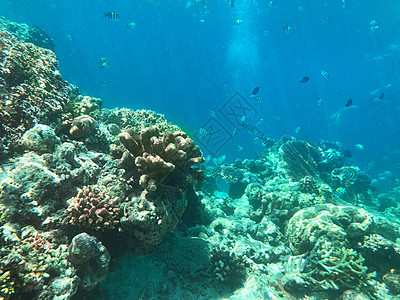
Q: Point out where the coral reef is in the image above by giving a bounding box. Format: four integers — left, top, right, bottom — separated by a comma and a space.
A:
0, 223, 79, 299
0, 16, 55, 50
0, 28, 68, 159
62, 185, 120, 231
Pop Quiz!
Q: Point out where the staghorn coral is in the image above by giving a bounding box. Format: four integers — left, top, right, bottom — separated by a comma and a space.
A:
63, 185, 120, 231
306, 240, 376, 293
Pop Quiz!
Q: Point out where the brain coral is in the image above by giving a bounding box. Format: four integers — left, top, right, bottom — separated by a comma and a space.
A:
286, 204, 374, 255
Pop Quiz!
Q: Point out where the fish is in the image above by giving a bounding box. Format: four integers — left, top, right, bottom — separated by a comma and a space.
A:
232, 128, 237, 137
283, 24, 293, 33
333, 187, 346, 198
268, 0, 275, 8
330, 105, 359, 125
294, 126, 301, 134
345, 98, 353, 107
255, 95, 264, 102
299, 76, 309, 83
235, 145, 243, 151
316, 96, 324, 106
213, 154, 226, 166
198, 127, 210, 137
234, 19, 244, 26
370, 20, 379, 32
378, 92, 384, 100
126, 22, 136, 29
342, 149, 352, 158
260, 137, 274, 147
323, 149, 339, 161
343, 169, 358, 180
251, 86, 260, 96
255, 119, 264, 127
354, 144, 364, 150
104, 12, 120, 21
230, 0, 234, 7
321, 69, 330, 78
208, 109, 216, 118
98, 57, 109, 69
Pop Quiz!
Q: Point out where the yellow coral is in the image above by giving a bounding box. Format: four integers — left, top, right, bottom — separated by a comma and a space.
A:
0, 271, 15, 298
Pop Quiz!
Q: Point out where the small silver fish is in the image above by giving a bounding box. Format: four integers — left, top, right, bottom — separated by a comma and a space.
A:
235, 145, 243, 151
126, 22, 136, 29
354, 144, 364, 150
234, 19, 244, 26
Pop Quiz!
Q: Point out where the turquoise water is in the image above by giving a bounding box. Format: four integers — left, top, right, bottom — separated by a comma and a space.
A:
1, 0, 399, 174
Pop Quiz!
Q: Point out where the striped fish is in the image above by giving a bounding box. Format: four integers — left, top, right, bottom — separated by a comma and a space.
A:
321, 69, 330, 78
343, 169, 358, 180
333, 187, 346, 198
104, 12, 120, 21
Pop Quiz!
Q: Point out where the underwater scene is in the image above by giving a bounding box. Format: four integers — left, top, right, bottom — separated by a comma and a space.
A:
1, 0, 400, 299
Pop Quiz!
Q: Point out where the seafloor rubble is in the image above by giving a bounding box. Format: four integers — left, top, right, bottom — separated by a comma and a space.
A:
1, 17, 400, 300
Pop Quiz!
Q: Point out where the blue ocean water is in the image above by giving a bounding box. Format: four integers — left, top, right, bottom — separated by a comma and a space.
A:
1, 0, 399, 181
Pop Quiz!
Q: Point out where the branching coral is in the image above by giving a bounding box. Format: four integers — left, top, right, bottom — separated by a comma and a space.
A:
117, 126, 204, 184
62, 185, 120, 231
306, 240, 376, 292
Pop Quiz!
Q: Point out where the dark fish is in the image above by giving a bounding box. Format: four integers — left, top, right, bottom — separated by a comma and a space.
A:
252, 86, 260, 96
345, 98, 353, 107
104, 12, 120, 21
231, 0, 234, 7
299, 76, 309, 83
379, 92, 384, 99
342, 149, 352, 158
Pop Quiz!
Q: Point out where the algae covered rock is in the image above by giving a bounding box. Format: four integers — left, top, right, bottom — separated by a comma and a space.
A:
68, 232, 111, 290
19, 124, 60, 153
279, 140, 321, 181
